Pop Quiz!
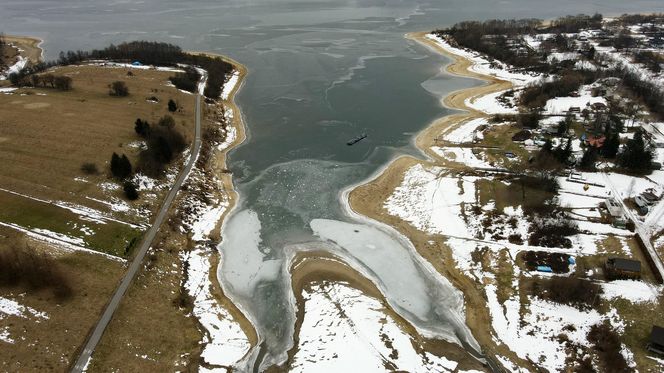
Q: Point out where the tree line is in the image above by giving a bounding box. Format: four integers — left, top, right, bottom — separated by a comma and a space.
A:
7, 40, 234, 99
51, 41, 233, 98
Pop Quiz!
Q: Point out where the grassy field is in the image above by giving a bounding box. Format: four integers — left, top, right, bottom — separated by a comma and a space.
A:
0, 63, 196, 257
0, 227, 125, 372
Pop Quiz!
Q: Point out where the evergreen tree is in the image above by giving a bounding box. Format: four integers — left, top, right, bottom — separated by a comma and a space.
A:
120, 154, 133, 178
123, 181, 139, 200
579, 148, 597, 171
617, 129, 653, 170
110, 152, 121, 177
110, 153, 133, 179
554, 138, 573, 164
601, 133, 620, 158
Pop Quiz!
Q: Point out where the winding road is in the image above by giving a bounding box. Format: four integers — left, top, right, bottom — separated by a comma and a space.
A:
70, 69, 207, 372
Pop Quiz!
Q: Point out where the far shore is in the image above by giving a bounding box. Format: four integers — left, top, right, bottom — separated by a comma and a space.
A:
3, 34, 44, 63
347, 31, 533, 369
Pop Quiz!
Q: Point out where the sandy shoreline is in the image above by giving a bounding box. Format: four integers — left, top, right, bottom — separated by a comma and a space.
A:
196, 56, 259, 347
3, 35, 44, 64
347, 32, 531, 368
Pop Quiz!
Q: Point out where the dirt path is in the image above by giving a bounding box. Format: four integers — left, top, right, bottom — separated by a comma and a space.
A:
348, 32, 534, 369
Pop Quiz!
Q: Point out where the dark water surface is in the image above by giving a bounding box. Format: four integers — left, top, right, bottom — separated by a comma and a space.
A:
3, 0, 664, 370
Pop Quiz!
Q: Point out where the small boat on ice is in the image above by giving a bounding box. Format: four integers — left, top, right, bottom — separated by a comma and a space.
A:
346, 133, 367, 146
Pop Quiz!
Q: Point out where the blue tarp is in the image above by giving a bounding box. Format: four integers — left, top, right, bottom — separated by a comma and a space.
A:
568, 256, 576, 265
537, 265, 553, 273
132, 61, 142, 66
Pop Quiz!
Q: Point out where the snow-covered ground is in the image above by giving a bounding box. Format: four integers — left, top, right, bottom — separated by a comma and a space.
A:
291, 281, 468, 372
466, 89, 518, 114
385, 164, 477, 238
486, 285, 630, 372
220, 71, 240, 100
0, 296, 49, 344
442, 118, 487, 144
431, 146, 492, 168
178, 69, 250, 370
426, 34, 543, 87
543, 94, 606, 115
0, 56, 27, 80
182, 248, 250, 369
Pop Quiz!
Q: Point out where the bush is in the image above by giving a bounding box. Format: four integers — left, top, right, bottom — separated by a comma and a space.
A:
53, 75, 73, 90
137, 115, 187, 177
80, 162, 99, 175
534, 276, 601, 309
109, 80, 129, 96
168, 99, 177, 112
169, 67, 200, 93
529, 213, 578, 248
523, 251, 571, 273
0, 236, 73, 300
134, 118, 150, 138
587, 323, 630, 372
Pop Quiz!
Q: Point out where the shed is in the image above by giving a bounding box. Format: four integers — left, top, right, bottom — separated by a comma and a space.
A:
647, 325, 664, 355
605, 257, 641, 280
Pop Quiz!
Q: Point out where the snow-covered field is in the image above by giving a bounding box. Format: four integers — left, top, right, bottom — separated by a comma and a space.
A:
384, 162, 662, 371
442, 118, 487, 144
291, 281, 473, 373
431, 146, 492, 168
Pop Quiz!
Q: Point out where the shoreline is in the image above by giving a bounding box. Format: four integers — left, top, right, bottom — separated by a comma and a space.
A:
2, 35, 44, 64
189, 55, 261, 353
346, 31, 529, 368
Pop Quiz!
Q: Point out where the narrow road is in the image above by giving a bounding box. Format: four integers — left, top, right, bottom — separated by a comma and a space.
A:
70, 70, 207, 372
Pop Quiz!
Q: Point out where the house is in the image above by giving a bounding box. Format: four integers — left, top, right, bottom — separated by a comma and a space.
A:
586, 135, 606, 148
569, 106, 581, 113
647, 326, 664, 355
605, 198, 622, 218
605, 257, 641, 280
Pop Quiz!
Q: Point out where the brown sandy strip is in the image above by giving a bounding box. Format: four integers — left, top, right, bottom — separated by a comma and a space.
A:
406, 31, 513, 162
185, 55, 258, 346
347, 32, 537, 370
